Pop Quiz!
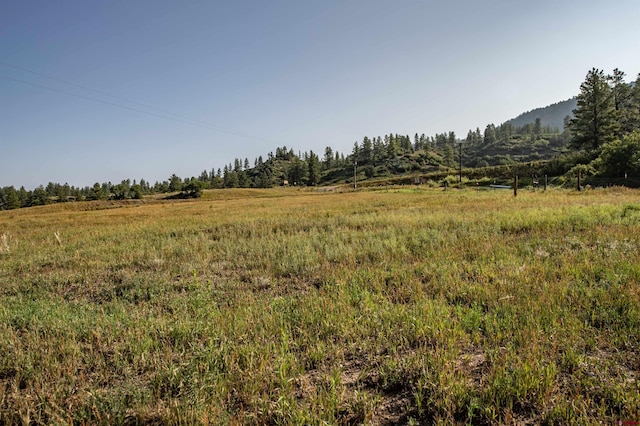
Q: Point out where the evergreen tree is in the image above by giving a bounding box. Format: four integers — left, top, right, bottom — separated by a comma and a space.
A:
443, 145, 455, 167
238, 171, 250, 188
223, 166, 239, 188
255, 162, 274, 188
361, 137, 373, 164
307, 151, 320, 186
373, 137, 385, 164
386, 134, 398, 158
1, 186, 21, 210
484, 124, 497, 145
130, 184, 143, 199
631, 74, 640, 132
45, 182, 57, 197
533, 118, 542, 139
182, 178, 205, 197
466, 129, 475, 144
211, 169, 223, 189
113, 179, 131, 200
288, 158, 307, 186
400, 134, 412, 152
168, 174, 183, 192
351, 142, 360, 161
17, 186, 28, 206
569, 68, 618, 152
103, 183, 113, 199
610, 68, 639, 135
87, 183, 104, 200
323, 146, 333, 170
26, 186, 48, 206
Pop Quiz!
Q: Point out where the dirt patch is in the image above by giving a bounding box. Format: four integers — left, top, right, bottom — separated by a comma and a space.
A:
456, 347, 487, 387
315, 186, 340, 192
294, 356, 414, 425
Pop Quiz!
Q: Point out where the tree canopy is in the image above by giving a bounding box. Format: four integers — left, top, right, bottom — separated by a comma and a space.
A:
569, 68, 618, 152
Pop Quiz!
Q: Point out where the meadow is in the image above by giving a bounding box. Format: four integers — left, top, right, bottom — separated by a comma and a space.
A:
0, 186, 639, 425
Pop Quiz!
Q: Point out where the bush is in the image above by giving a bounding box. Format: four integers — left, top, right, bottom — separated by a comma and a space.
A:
594, 132, 640, 177
182, 180, 205, 198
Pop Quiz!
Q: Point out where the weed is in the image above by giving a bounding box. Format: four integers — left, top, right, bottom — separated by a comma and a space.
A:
0, 233, 8, 253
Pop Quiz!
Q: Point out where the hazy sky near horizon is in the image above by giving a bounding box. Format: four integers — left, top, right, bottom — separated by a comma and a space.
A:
2, 0, 640, 189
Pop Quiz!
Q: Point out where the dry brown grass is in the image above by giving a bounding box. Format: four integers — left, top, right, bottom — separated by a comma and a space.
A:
0, 187, 639, 424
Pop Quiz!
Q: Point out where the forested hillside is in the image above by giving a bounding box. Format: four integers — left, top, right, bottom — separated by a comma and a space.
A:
2, 67, 640, 210
505, 98, 576, 131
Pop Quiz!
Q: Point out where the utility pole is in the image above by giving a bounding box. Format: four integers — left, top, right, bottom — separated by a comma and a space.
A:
577, 170, 581, 191
354, 160, 357, 191
458, 141, 463, 184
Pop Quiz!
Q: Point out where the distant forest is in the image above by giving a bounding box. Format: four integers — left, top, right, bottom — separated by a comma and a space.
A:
505, 98, 576, 131
1, 67, 639, 210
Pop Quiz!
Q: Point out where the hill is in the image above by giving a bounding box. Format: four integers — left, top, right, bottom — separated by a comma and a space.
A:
504, 98, 577, 131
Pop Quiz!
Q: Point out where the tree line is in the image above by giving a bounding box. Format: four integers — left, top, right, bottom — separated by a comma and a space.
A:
0, 119, 561, 210
2, 67, 639, 210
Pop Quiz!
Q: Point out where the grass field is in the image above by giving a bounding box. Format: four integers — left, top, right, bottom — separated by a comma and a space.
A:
1, 187, 639, 425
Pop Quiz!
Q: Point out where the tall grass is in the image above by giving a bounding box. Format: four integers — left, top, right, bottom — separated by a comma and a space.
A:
0, 187, 639, 424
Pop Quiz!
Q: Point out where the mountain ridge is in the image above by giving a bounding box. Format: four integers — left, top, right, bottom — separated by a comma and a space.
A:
504, 97, 576, 131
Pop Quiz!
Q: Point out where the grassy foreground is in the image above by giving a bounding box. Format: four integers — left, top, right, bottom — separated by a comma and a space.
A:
0, 187, 639, 425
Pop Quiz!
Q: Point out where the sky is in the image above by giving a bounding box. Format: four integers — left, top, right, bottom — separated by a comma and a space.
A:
2, 0, 640, 189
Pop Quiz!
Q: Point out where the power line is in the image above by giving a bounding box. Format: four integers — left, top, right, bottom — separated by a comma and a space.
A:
1, 74, 211, 128
0, 63, 278, 145
1, 61, 222, 129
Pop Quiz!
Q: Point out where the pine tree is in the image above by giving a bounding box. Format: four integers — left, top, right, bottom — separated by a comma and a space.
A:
533, 118, 542, 139
88, 183, 104, 200
569, 68, 618, 152
386, 134, 398, 158
323, 146, 333, 170
256, 162, 274, 188
238, 171, 250, 188
629, 74, 640, 133
484, 125, 497, 145
307, 151, 320, 186
1, 186, 21, 210
361, 137, 373, 164
288, 158, 307, 186
373, 137, 385, 164
31, 186, 50, 205
609, 68, 632, 136
168, 174, 183, 192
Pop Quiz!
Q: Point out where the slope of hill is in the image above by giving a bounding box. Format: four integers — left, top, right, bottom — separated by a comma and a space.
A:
505, 98, 576, 131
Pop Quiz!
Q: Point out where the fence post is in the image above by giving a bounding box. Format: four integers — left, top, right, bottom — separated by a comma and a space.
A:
544, 174, 547, 192
514, 175, 518, 197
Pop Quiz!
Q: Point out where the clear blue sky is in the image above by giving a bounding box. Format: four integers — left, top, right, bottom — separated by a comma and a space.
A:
2, 0, 639, 189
